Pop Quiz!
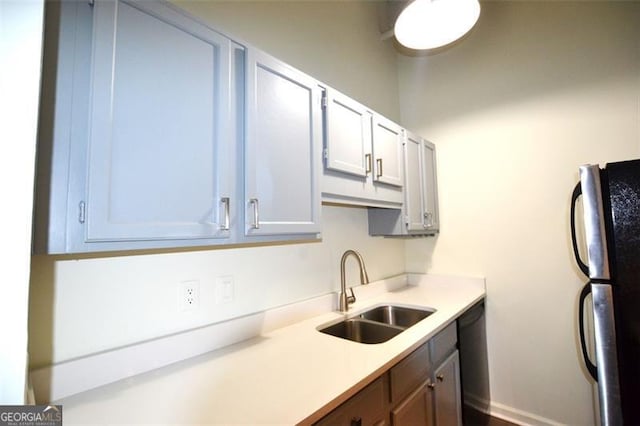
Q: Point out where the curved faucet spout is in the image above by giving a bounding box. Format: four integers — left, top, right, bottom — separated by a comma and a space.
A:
339, 250, 370, 312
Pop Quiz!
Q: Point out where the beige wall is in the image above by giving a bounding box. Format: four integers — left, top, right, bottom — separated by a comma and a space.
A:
29, 1, 640, 423
2, 0, 44, 403
399, 1, 640, 424
28, 1, 403, 367
174, 0, 401, 121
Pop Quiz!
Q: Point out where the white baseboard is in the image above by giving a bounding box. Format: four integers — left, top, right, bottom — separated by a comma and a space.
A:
487, 401, 565, 426
464, 391, 491, 413
464, 390, 566, 426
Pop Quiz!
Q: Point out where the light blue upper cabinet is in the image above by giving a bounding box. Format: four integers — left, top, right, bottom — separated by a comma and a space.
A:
86, 0, 235, 243
34, 0, 246, 253
324, 88, 372, 178
371, 114, 404, 188
421, 138, 439, 232
405, 132, 438, 233
368, 130, 439, 236
34, 0, 322, 254
36, 0, 441, 253
322, 88, 404, 208
404, 132, 426, 232
244, 49, 322, 237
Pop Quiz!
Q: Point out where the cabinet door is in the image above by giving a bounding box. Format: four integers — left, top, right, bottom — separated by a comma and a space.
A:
86, 0, 233, 241
433, 351, 462, 426
389, 340, 430, 403
372, 115, 403, 188
324, 88, 372, 178
391, 383, 434, 426
245, 49, 322, 236
421, 140, 439, 232
404, 132, 426, 232
315, 376, 388, 426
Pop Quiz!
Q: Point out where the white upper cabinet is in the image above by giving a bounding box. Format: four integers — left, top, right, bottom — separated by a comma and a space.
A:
372, 115, 404, 188
34, 0, 322, 253
34, 0, 246, 253
86, 0, 235, 243
34, 0, 436, 253
322, 88, 404, 208
35, 0, 321, 254
324, 89, 372, 178
244, 49, 322, 237
421, 138, 439, 232
405, 133, 438, 233
368, 130, 439, 236
404, 132, 426, 232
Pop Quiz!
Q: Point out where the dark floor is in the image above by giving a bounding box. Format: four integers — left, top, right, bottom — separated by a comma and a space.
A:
464, 407, 518, 426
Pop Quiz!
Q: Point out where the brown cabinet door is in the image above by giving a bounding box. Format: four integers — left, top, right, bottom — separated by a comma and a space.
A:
315, 376, 388, 426
391, 383, 434, 426
433, 351, 462, 426
389, 342, 430, 403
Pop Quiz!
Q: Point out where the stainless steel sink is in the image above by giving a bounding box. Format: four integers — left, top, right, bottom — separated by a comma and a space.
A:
318, 304, 436, 344
358, 305, 434, 328
319, 318, 403, 344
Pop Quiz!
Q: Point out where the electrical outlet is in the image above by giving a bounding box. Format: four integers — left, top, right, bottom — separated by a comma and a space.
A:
178, 280, 199, 312
215, 276, 234, 304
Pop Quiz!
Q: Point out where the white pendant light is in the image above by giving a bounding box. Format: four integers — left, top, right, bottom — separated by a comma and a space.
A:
394, 0, 481, 50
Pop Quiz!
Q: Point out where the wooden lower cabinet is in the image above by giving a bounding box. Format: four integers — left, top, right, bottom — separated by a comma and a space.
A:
389, 340, 431, 403
314, 323, 461, 426
391, 383, 434, 426
314, 376, 389, 426
432, 351, 462, 426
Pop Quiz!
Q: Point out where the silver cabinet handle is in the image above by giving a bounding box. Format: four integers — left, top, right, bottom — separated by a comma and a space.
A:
249, 198, 260, 229
376, 158, 383, 178
427, 381, 435, 390
220, 197, 230, 231
424, 212, 433, 228
436, 374, 444, 382
365, 153, 372, 175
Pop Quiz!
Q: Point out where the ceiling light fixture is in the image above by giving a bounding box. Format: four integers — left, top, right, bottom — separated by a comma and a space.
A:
394, 0, 481, 50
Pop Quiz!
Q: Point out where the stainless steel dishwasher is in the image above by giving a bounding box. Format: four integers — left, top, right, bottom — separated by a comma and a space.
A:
457, 299, 491, 425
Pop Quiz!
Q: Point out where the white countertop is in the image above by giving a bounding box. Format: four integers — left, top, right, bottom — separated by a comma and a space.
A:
57, 274, 484, 425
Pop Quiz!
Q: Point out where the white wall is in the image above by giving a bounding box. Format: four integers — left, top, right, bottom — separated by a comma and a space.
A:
399, 2, 640, 425
28, 1, 403, 367
0, 0, 44, 403
173, 0, 401, 122
31, 2, 640, 422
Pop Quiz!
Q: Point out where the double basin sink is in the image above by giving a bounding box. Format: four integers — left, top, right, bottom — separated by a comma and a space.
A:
318, 304, 435, 344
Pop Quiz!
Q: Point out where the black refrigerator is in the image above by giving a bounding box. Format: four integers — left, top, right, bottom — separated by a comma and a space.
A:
571, 159, 640, 425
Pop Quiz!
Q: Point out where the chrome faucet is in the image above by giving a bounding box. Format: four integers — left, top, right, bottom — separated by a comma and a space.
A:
339, 250, 370, 312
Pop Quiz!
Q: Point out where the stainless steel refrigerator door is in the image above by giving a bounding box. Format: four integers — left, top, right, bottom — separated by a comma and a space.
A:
591, 283, 623, 426
580, 164, 622, 425
579, 165, 610, 281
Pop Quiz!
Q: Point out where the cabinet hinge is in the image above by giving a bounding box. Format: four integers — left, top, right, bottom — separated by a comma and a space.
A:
323, 148, 328, 160
321, 93, 327, 109
88, 0, 94, 6
78, 201, 86, 224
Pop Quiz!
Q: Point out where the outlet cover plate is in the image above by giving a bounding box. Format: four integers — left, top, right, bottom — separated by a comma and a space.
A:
215, 276, 234, 304
179, 280, 200, 312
